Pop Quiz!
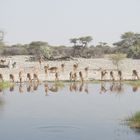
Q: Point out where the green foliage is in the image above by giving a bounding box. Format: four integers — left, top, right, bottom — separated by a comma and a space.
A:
127, 45, 140, 59
27, 41, 52, 58
0, 81, 11, 89
40, 46, 52, 58
109, 53, 125, 70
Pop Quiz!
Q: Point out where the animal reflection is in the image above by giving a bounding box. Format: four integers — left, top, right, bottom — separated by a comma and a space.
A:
69, 82, 89, 93
99, 81, 124, 94
109, 82, 123, 93
132, 86, 138, 92
0, 81, 138, 95
100, 81, 107, 94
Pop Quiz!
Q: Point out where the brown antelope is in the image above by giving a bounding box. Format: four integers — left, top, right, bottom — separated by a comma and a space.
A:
9, 74, 15, 82
61, 63, 65, 72
101, 70, 107, 81
110, 71, 115, 81
44, 65, 49, 75
0, 74, 4, 82
33, 73, 39, 83
118, 70, 122, 81
48, 67, 58, 73
84, 67, 89, 79
27, 73, 32, 83
73, 63, 78, 72
55, 72, 59, 81
19, 71, 24, 83
79, 71, 84, 82
38, 56, 44, 66
132, 70, 139, 80
0, 59, 6, 65
70, 71, 77, 82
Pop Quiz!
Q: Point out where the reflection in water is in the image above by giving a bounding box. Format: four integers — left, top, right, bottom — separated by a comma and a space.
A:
132, 86, 138, 92
9, 83, 15, 92
0, 81, 139, 95
100, 81, 107, 94
109, 82, 124, 94
49, 84, 59, 93
19, 84, 25, 93
0, 96, 5, 115
44, 83, 49, 96
27, 84, 33, 92
69, 82, 78, 92
1, 81, 140, 140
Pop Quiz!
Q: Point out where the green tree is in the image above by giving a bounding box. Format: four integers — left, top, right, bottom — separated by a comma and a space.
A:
70, 38, 78, 46
79, 36, 93, 48
28, 41, 52, 58
109, 53, 125, 70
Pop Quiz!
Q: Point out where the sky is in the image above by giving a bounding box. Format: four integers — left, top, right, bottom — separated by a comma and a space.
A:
0, 0, 140, 46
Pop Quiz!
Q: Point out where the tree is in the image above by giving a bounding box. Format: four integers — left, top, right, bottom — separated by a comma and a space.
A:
28, 41, 52, 58
121, 32, 136, 47
109, 53, 125, 70
70, 38, 78, 47
0, 30, 4, 42
79, 36, 93, 48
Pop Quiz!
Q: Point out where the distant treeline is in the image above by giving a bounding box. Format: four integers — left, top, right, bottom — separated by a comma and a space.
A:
0, 32, 140, 59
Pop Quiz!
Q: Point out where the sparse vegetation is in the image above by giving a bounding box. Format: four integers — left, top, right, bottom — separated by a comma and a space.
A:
0, 81, 11, 89
109, 53, 125, 70
125, 80, 140, 87
126, 112, 140, 129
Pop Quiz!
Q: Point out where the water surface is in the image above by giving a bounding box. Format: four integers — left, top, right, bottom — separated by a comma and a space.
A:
0, 82, 140, 140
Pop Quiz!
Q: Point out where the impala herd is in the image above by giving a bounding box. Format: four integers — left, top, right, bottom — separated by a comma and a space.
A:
0, 58, 140, 84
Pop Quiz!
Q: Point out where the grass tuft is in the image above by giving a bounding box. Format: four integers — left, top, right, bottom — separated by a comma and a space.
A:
126, 112, 140, 129
0, 81, 11, 89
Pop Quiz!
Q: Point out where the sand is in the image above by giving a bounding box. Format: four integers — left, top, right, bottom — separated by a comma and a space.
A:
0, 55, 140, 82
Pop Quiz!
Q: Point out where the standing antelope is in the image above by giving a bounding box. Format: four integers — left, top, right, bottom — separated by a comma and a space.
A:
38, 55, 44, 67
27, 73, 32, 83
110, 71, 115, 81
9, 74, 15, 82
44, 65, 49, 77
33, 73, 39, 83
61, 63, 65, 72
84, 67, 89, 79
132, 70, 139, 80
73, 63, 78, 72
101, 70, 107, 81
55, 72, 59, 81
19, 71, 24, 83
0, 59, 6, 65
118, 70, 122, 81
70, 71, 77, 82
0, 74, 4, 82
48, 67, 58, 73
79, 71, 84, 83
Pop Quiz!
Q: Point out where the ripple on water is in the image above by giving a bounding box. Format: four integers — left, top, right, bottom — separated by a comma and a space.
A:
37, 125, 81, 133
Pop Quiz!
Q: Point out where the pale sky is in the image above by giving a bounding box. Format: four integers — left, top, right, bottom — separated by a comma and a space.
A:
0, 0, 140, 46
